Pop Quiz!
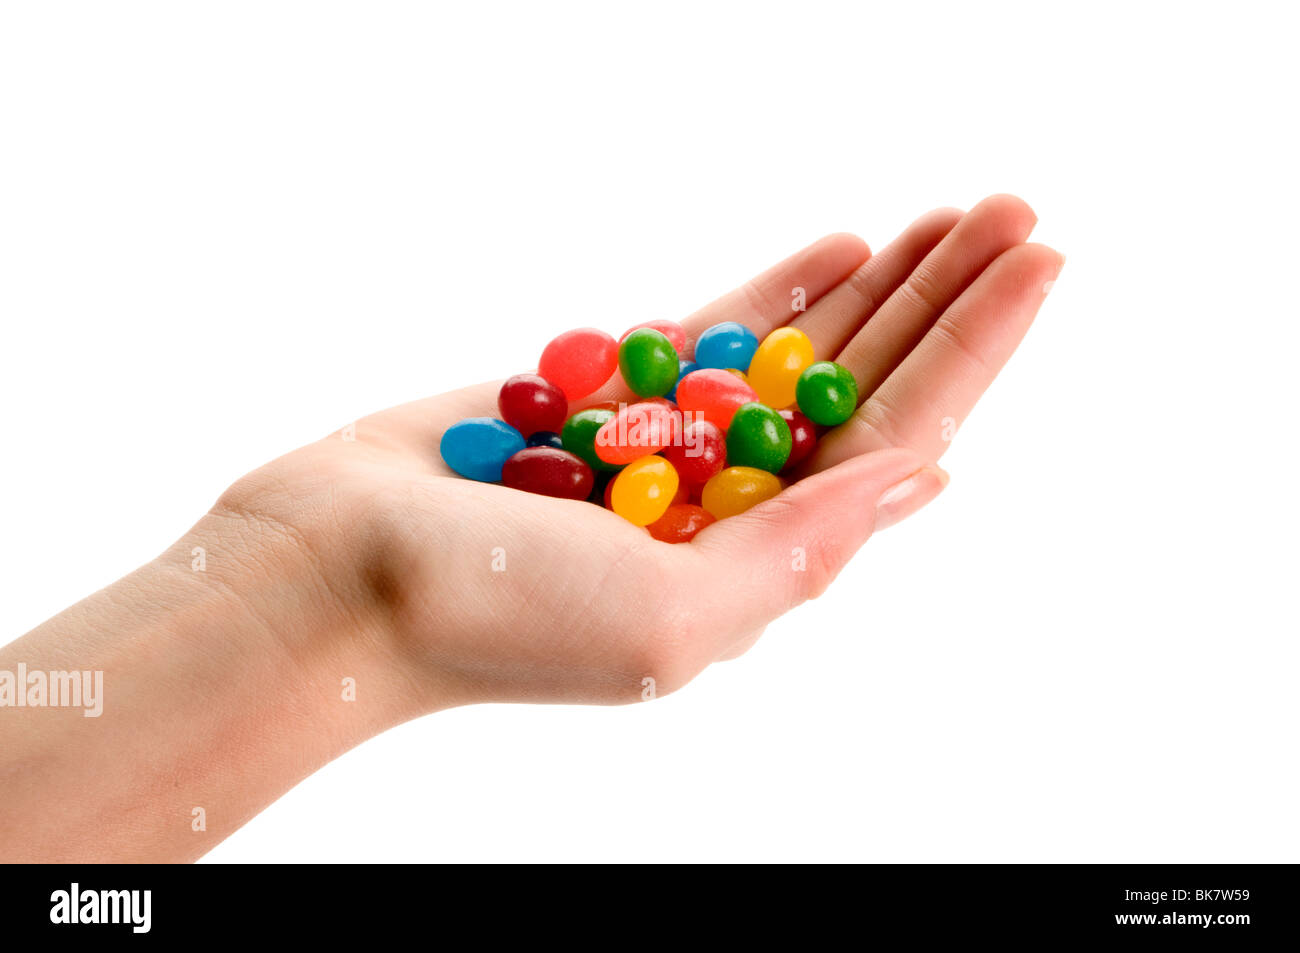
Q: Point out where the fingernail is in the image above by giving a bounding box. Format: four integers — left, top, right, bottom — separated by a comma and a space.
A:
1043, 254, 1065, 295
874, 465, 949, 532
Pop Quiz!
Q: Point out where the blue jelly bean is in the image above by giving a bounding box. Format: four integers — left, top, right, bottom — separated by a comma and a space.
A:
439, 417, 525, 482
526, 430, 565, 449
693, 321, 759, 372
665, 360, 698, 403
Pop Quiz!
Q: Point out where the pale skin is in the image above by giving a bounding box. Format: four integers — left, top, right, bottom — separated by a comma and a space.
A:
0, 194, 1062, 862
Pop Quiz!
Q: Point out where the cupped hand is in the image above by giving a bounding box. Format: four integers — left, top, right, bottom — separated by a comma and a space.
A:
212, 195, 1063, 711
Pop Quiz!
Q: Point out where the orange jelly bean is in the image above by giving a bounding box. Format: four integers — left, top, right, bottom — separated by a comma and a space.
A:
701, 466, 783, 518
610, 456, 680, 526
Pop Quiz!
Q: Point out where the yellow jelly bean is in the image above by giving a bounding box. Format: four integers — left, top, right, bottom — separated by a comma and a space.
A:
611, 456, 680, 526
726, 368, 750, 383
747, 327, 814, 409
701, 466, 783, 519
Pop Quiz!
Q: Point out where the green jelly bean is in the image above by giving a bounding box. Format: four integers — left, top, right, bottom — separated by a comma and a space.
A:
618, 328, 680, 398
562, 408, 624, 472
725, 402, 792, 473
795, 361, 858, 426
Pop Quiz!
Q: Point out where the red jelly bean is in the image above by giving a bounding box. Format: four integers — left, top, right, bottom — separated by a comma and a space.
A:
674, 368, 758, 430
660, 418, 726, 486
594, 401, 681, 465
537, 328, 618, 400
646, 503, 716, 543
620, 319, 688, 356
778, 408, 818, 472
671, 479, 690, 505
498, 374, 568, 438
501, 447, 594, 500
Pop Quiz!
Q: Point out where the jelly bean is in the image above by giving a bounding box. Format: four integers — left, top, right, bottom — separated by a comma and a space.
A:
594, 400, 680, 465
561, 408, 624, 472
502, 447, 594, 500
609, 471, 683, 509
526, 430, 564, 450
665, 360, 697, 403
701, 466, 783, 519
660, 418, 726, 486
647, 503, 716, 543
538, 327, 618, 399
795, 361, 859, 425
778, 408, 818, 472
620, 319, 687, 355
748, 327, 814, 409
439, 417, 525, 482
726, 369, 750, 383
725, 403, 792, 473
618, 328, 680, 398
694, 321, 759, 372
498, 373, 568, 437
674, 368, 758, 430
610, 456, 679, 526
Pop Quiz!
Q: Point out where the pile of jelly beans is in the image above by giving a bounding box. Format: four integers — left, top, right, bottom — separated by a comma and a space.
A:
439, 319, 859, 543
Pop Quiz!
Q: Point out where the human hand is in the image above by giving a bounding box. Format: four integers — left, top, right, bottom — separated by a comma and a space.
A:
210, 194, 1063, 711
0, 195, 1059, 861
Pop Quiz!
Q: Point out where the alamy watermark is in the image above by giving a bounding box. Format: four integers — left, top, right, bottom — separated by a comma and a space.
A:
595, 404, 707, 455
50, 883, 150, 933
0, 663, 104, 717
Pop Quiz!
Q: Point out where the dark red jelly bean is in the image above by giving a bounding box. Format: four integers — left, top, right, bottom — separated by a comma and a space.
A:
660, 419, 726, 486
501, 447, 594, 500
498, 374, 569, 438
778, 408, 818, 472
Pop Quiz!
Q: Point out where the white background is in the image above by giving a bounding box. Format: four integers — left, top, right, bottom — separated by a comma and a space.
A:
2, 2, 1297, 862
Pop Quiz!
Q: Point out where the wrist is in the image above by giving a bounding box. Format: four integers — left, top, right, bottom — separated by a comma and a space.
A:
0, 504, 433, 862
185, 501, 437, 733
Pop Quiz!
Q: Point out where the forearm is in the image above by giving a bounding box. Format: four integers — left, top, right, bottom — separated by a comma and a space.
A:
0, 510, 425, 863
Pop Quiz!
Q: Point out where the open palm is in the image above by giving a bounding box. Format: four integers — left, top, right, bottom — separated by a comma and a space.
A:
215, 195, 1061, 710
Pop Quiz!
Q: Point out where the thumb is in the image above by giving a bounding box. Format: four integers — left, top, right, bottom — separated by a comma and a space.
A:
690, 448, 948, 627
